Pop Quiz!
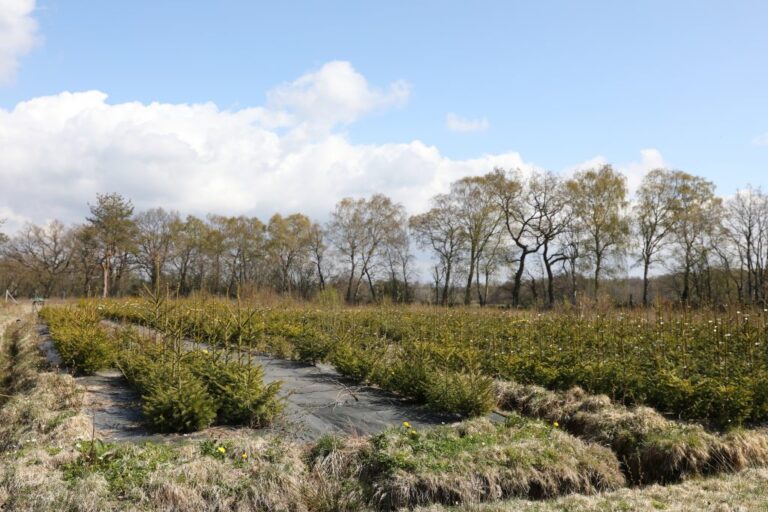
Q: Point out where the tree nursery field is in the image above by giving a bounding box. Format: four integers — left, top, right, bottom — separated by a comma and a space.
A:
0, 298, 767, 510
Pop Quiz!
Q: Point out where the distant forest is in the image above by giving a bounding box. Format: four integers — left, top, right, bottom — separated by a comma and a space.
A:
2, 166, 767, 307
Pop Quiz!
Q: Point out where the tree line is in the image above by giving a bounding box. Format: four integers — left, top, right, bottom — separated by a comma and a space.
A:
2, 165, 767, 307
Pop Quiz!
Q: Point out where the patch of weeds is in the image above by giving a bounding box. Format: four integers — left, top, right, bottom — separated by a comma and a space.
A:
44, 411, 77, 433
369, 420, 507, 474
200, 439, 234, 461
63, 440, 178, 498
362, 416, 625, 509
311, 434, 346, 460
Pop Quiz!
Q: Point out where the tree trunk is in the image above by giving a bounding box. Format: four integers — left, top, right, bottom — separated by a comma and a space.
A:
442, 262, 451, 306
569, 259, 578, 304
681, 252, 691, 302
475, 264, 484, 306
642, 259, 650, 307
345, 259, 356, 303
101, 259, 110, 298
365, 267, 377, 302
315, 259, 325, 290
511, 251, 528, 306
544, 258, 555, 308
593, 252, 602, 299
464, 247, 476, 305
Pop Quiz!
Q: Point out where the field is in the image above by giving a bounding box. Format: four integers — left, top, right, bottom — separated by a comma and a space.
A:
97, 298, 768, 428
2, 298, 768, 510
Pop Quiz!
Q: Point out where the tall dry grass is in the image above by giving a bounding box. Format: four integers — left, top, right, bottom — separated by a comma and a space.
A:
495, 381, 768, 484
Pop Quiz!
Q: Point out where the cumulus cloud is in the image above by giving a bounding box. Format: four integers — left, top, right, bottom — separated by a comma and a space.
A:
0, 62, 531, 232
445, 113, 489, 133
619, 148, 667, 194
0, 60, 670, 238
268, 60, 410, 132
753, 133, 768, 146
0, 0, 38, 83
563, 149, 667, 194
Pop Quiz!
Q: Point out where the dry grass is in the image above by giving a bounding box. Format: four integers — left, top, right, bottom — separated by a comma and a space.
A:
413, 468, 768, 511
360, 416, 625, 510
495, 380, 768, 484
0, 319, 89, 451
0, 312, 764, 511
0, 316, 98, 511
0, 303, 24, 330
304, 435, 369, 511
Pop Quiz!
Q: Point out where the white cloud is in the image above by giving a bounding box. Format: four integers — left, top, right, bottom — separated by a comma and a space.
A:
0, 61, 672, 240
0, 62, 531, 233
562, 149, 666, 194
267, 61, 410, 132
0, 0, 39, 83
445, 113, 489, 133
619, 148, 667, 194
561, 155, 608, 176
753, 133, 768, 146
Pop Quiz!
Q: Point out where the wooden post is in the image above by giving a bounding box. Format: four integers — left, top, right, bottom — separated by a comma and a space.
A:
5, 290, 18, 304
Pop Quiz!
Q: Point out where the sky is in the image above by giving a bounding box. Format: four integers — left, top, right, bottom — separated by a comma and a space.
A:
1, 0, 767, 232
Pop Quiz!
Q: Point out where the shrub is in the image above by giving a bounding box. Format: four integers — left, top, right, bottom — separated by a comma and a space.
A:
188, 353, 284, 427
293, 329, 331, 364
41, 308, 114, 375
142, 371, 216, 433
424, 371, 495, 417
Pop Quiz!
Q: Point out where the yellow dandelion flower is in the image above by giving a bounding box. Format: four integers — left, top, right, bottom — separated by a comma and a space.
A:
242, 453, 248, 460
553, 421, 559, 428
403, 421, 411, 428
217, 446, 226, 454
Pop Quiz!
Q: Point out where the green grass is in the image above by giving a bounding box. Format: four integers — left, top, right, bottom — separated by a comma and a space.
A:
362, 416, 625, 509
62, 441, 179, 499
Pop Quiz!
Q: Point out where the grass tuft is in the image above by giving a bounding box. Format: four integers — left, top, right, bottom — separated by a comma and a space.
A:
495, 380, 768, 484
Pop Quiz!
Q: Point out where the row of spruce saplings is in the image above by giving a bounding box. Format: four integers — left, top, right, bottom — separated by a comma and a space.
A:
39, 307, 283, 433
100, 299, 767, 428
94, 300, 768, 485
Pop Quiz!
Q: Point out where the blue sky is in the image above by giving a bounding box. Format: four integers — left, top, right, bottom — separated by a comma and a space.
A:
0, 0, 767, 229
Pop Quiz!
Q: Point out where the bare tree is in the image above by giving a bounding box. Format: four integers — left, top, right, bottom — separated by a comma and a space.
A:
668, 172, 721, 303
725, 186, 768, 304
267, 213, 313, 294
409, 194, 465, 306
566, 165, 629, 299
135, 208, 180, 292
530, 172, 571, 308
449, 174, 502, 305
328, 194, 406, 303
633, 169, 680, 306
2, 220, 73, 296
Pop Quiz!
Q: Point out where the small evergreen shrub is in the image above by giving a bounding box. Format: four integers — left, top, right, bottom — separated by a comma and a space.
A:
142, 371, 216, 433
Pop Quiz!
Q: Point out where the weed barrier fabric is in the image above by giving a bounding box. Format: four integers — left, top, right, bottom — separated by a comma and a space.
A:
112, 320, 477, 439
248, 355, 466, 440
46, 319, 471, 441
38, 324, 153, 441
